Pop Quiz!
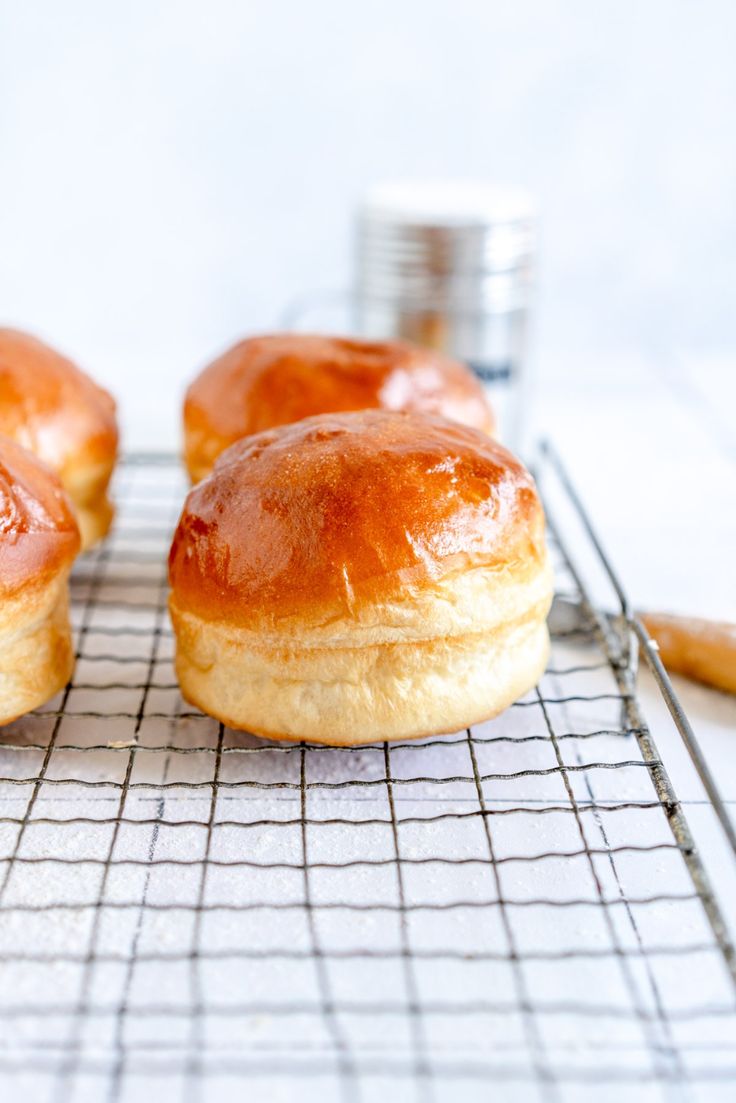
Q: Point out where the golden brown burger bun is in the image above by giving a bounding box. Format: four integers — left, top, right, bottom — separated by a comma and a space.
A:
183, 334, 495, 482
0, 328, 118, 548
0, 435, 81, 725
169, 410, 552, 744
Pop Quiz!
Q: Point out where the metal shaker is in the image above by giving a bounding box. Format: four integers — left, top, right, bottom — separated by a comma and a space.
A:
354, 181, 536, 452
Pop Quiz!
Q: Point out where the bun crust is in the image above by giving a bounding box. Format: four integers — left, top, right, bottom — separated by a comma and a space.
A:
0, 435, 80, 725
183, 334, 494, 482
170, 410, 551, 744
0, 328, 118, 548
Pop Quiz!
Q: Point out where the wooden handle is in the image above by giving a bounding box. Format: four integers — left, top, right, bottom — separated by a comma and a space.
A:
640, 613, 736, 695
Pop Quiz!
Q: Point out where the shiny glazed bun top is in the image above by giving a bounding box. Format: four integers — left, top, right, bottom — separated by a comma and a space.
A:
169, 409, 545, 630
0, 435, 81, 598
0, 328, 118, 482
183, 334, 495, 481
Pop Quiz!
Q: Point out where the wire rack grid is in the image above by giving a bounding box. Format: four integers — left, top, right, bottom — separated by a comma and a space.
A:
0, 451, 734, 1103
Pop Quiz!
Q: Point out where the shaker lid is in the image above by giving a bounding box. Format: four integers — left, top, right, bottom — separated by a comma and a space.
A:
361, 180, 536, 229
357, 180, 536, 312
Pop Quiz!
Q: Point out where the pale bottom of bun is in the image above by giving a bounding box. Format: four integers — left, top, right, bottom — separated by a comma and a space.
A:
63, 459, 116, 550
0, 574, 75, 726
73, 492, 114, 551
170, 607, 550, 746
184, 426, 221, 485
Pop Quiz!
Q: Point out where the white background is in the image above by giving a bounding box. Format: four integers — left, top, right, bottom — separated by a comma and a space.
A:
1, 1, 735, 440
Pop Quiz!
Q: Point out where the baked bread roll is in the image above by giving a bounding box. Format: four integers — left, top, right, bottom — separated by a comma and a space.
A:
640, 612, 736, 695
169, 410, 552, 744
0, 328, 118, 548
0, 435, 80, 725
183, 334, 495, 482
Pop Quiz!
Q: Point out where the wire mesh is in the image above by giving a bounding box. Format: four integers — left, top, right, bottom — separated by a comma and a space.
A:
0, 453, 734, 1103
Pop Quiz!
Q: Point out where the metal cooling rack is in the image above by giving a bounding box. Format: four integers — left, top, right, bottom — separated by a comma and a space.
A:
0, 449, 735, 1103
